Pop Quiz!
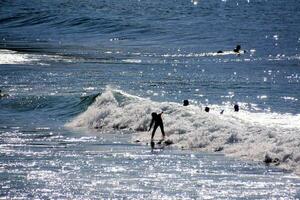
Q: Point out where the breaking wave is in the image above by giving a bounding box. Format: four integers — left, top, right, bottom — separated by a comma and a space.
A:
0, 49, 74, 65
66, 87, 300, 174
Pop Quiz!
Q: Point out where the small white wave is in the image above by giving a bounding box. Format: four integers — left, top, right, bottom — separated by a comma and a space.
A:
281, 96, 298, 101
0, 49, 39, 64
161, 50, 245, 58
64, 136, 97, 143
0, 49, 75, 65
66, 87, 300, 174
122, 59, 142, 63
83, 87, 97, 91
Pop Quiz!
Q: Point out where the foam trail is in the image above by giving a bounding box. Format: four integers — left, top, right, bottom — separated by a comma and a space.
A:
0, 49, 74, 65
122, 59, 142, 63
66, 87, 300, 174
0, 49, 39, 64
161, 50, 246, 58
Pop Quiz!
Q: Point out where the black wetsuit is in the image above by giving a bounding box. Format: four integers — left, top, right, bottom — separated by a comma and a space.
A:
149, 113, 165, 140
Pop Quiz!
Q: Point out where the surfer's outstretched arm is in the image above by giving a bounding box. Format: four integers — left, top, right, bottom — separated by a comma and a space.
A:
148, 118, 154, 131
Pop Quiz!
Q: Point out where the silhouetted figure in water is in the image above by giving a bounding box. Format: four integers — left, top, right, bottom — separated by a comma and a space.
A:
149, 112, 165, 143
204, 107, 210, 112
233, 45, 241, 53
234, 104, 239, 112
183, 99, 189, 106
220, 110, 224, 114
217, 45, 244, 54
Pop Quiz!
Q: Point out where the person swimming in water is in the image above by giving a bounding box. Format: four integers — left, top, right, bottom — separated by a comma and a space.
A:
233, 45, 241, 53
183, 99, 189, 106
204, 106, 210, 112
234, 104, 239, 112
148, 112, 165, 143
217, 45, 245, 54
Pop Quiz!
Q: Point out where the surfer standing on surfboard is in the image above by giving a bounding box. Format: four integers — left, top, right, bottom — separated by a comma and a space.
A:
148, 112, 165, 142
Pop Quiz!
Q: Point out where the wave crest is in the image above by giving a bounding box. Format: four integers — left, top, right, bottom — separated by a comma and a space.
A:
66, 87, 300, 174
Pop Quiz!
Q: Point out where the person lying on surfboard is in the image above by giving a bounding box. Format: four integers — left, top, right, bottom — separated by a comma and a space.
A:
217, 45, 246, 55
148, 112, 165, 143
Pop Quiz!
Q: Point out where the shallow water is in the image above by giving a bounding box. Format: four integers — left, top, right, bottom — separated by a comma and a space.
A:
1, 0, 300, 198
1, 130, 299, 199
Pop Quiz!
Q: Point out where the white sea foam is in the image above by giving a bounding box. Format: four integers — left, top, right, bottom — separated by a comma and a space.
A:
161, 50, 245, 58
122, 59, 142, 63
0, 49, 74, 65
0, 49, 39, 64
66, 87, 300, 174
281, 96, 298, 101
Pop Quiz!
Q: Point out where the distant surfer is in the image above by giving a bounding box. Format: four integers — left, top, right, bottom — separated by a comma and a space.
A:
204, 107, 210, 112
234, 104, 239, 112
233, 45, 241, 53
217, 45, 245, 54
183, 99, 189, 106
149, 112, 165, 147
233, 44, 246, 54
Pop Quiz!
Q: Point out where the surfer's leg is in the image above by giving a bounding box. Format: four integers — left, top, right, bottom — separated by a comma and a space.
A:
159, 124, 165, 140
150, 140, 155, 149
151, 125, 158, 140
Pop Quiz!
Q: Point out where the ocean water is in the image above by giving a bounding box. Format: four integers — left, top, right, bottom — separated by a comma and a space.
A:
1, 0, 300, 199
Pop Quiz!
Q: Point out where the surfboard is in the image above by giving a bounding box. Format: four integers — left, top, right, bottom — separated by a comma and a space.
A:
151, 139, 173, 150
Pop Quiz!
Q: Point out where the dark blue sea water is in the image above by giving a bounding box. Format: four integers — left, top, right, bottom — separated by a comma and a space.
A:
1, 0, 300, 199
1, 0, 300, 113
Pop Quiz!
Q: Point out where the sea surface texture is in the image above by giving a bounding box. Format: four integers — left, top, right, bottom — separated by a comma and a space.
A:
0, 0, 300, 199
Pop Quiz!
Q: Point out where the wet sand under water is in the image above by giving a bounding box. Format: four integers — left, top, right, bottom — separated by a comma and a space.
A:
0, 130, 299, 199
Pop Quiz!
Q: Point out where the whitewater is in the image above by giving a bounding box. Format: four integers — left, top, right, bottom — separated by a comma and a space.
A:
66, 87, 300, 175
1, 0, 300, 198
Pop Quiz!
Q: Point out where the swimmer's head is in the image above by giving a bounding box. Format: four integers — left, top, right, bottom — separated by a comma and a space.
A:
204, 107, 210, 112
151, 112, 158, 117
234, 104, 239, 112
183, 100, 189, 106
